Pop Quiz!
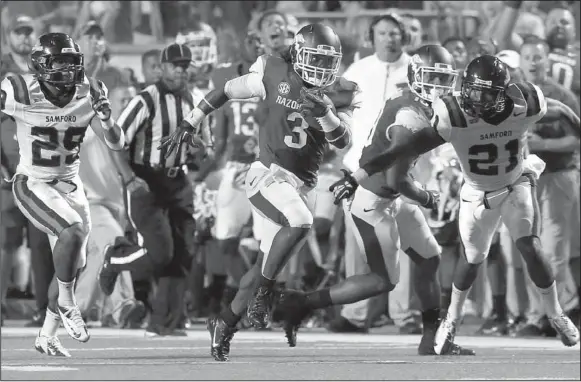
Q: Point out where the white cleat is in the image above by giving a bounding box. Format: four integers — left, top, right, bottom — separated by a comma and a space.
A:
549, 313, 580, 347
35, 333, 71, 357
58, 304, 90, 343
434, 316, 458, 355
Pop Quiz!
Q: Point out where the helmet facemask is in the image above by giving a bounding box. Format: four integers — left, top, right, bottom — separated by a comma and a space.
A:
293, 45, 342, 88
460, 79, 507, 119
410, 62, 457, 103
33, 52, 84, 88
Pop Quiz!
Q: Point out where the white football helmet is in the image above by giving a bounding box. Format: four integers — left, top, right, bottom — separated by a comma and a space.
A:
176, 23, 218, 68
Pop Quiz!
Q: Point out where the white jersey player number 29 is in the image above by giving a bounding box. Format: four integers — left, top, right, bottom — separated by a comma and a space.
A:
467, 138, 519, 176
32, 126, 86, 167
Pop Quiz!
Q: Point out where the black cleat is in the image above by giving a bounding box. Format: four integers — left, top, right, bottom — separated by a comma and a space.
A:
246, 286, 274, 329
98, 245, 119, 296
278, 289, 313, 347
207, 316, 238, 362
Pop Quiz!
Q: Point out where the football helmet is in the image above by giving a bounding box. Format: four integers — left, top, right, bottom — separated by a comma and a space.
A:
176, 23, 218, 69
290, 23, 342, 88
460, 55, 510, 119
29, 33, 84, 87
407, 44, 458, 103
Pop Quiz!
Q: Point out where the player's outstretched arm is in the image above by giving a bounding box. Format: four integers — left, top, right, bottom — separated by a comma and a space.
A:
385, 139, 439, 210
353, 124, 445, 184
540, 98, 581, 136
329, 124, 445, 205
159, 56, 268, 159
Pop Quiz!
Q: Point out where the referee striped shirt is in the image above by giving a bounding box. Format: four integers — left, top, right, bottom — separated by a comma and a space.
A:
117, 82, 200, 168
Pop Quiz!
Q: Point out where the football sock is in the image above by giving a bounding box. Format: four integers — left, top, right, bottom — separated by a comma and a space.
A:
440, 288, 452, 318
447, 284, 469, 322
537, 281, 563, 318
220, 306, 241, 328
306, 289, 332, 309
40, 309, 61, 337
493, 294, 507, 320
421, 308, 441, 329
57, 278, 76, 307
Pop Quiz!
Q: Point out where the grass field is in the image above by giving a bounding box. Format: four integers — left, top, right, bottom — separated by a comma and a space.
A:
1, 325, 579, 380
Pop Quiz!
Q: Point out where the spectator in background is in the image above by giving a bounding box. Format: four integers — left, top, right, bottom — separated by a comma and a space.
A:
122, 68, 139, 89
466, 36, 499, 62
442, 37, 468, 71
255, 10, 289, 56
401, 14, 423, 53
139, 49, 162, 90
0, 16, 52, 328
76, 84, 145, 328
78, 21, 128, 92
517, 36, 581, 336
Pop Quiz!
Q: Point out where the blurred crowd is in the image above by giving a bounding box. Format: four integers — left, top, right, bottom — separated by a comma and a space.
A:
1, 0, 580, 339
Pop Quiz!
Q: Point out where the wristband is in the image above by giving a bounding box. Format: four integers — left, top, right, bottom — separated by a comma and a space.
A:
316, 108, 341, 133
183, 108, 206, 131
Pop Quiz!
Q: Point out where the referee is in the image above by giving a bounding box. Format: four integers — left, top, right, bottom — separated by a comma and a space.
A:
107, 43, 199, 336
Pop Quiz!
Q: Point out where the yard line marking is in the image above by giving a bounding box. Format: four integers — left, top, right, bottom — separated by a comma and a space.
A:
2, 366, 78, 372
2, 359, 578, 367
6, 345, 414, 352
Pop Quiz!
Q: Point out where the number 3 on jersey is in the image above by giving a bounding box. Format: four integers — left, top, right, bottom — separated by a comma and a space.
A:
32, 126, 86, 167
284, 112, 308, 149
468, 139, 519, 176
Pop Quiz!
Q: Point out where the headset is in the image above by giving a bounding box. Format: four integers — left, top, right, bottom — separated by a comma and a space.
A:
368, 13, 410, 47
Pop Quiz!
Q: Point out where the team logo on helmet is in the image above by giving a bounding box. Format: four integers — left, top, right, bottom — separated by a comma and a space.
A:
278, 82, 290, 95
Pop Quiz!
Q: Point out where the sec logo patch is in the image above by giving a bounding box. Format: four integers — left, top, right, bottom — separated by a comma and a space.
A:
278, 82, 290, 95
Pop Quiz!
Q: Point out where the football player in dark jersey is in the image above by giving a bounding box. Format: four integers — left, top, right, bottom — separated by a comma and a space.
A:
161, 23, 358, 362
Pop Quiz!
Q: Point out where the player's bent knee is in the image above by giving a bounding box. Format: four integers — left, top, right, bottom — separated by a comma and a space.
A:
58, 222, 87, 246
369, 271, 397, 293
464, 248, 487, 265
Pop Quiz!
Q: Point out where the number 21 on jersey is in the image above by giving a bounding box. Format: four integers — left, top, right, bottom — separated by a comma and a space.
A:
468, 139, 519, 176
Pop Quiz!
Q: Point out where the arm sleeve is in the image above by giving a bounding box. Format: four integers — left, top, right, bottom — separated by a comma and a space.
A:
223, 55, 267, 100
510, 82, 548, 123
116, 95, 150, 145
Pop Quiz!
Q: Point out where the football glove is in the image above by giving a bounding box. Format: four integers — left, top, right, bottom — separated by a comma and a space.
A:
329, 169, 359, 205
158, 120, 205, 159
298, 87, 330, 118
92, 96, 112, 121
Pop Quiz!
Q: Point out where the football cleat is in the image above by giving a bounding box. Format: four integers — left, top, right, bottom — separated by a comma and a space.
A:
35, 333, 71, 357
246, 286, 274, 329
58, 304, 90, 343
278, 289, 313, 347
419, 322, 475, 356
98, 244, 120, 296
433, 316, 458, 355
207, 316, 238, 362
549, 313, 580, 347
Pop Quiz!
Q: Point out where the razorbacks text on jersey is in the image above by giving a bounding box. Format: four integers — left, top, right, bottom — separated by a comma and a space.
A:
212, 62, 259, 164
251, 54, 358, 188
548, 46, 580, 97
359, 90, 430, 198
432, 81, 547, 191
1, 73, 103, 181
